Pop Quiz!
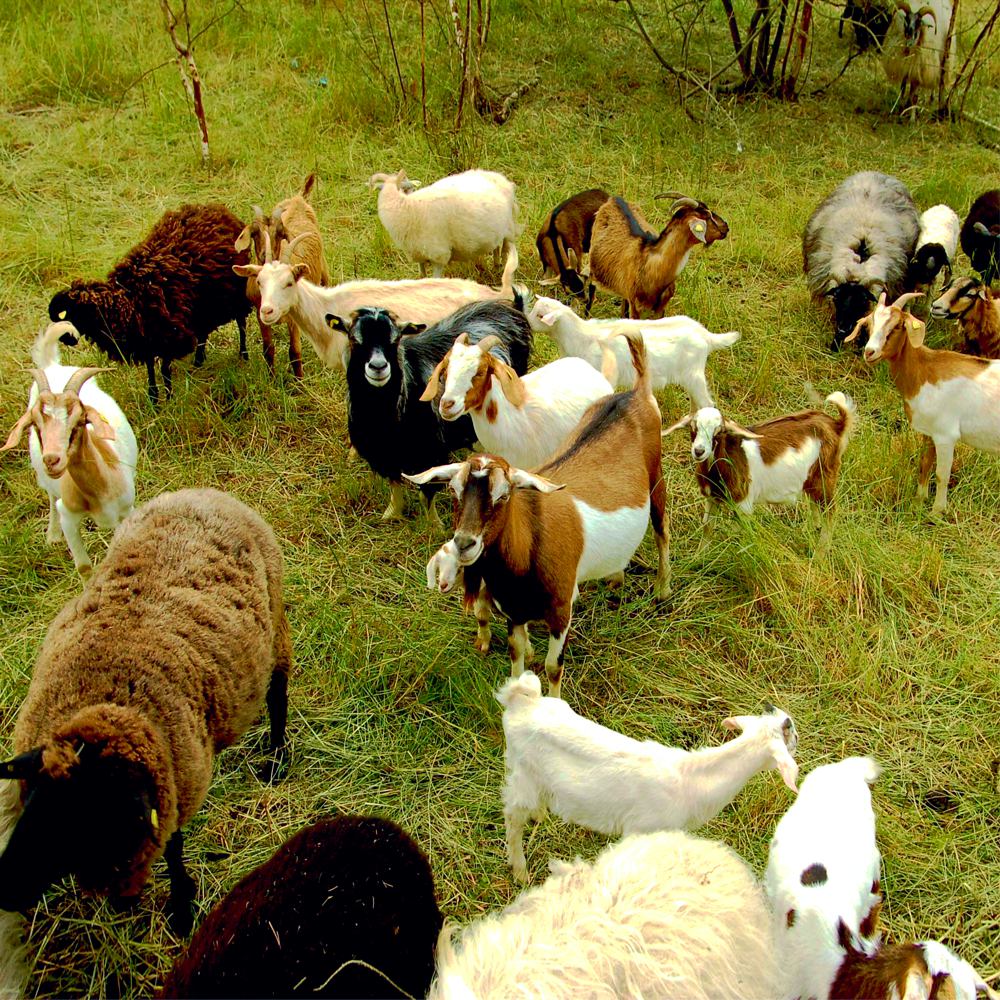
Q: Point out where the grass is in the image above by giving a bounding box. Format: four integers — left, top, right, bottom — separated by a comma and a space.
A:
1, 0, 999, 994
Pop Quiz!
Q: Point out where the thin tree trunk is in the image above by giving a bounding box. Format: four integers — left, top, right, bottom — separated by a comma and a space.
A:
161, 0, 209, 163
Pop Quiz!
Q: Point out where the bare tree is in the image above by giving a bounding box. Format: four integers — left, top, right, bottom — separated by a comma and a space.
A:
161, 0, 211, 163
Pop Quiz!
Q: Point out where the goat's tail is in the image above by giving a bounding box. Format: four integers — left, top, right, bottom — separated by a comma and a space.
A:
826, 390, 856, 455
704, 329, 741, 351
843, 755, 881, 786
495, 671, 542, 709
300, 172, 317, 201
31, 320, 79, 368
498, 244, 520, 300
618, 329, 650, 399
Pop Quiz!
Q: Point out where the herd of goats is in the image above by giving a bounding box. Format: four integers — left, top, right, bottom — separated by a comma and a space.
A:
0, 162, 997, 998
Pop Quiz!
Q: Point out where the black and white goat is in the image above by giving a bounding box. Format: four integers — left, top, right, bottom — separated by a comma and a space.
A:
907, 204, 960, 292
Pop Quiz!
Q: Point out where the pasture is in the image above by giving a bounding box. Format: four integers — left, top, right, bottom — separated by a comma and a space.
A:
1, 0, 999, 994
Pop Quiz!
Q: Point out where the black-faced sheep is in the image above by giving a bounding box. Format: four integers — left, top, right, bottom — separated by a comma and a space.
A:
49, 203, 253, 404
0, 488, 291, 935
160, 815, 442, 999
961, 189, 1000, 284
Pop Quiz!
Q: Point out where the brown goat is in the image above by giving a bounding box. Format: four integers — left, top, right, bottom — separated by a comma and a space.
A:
930, 277, 1000, 359
588, 194, 729, 319
405, 332, 668, 699
536, 188, 609, 312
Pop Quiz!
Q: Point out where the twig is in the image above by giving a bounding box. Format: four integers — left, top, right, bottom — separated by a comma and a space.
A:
621, 0, 702, 86
381, 0, 408, 102
161, 0, 210, 163
809, 45, 864, 95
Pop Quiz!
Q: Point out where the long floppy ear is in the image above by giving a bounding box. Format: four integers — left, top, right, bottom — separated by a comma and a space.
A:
774, 749, 799, 792
905, 316, 926, 347
0, 747, 44, 781
233, 263, 262, 278
398, 323, 427, 339
662, 413, 693, 436
84, 407, 116, 441
2, 410, 34, 452
234, 226, 252, 252
403, 463, 466, 487
491, 362, 525, 406
509, 469, 564, 493
420, 353, 450, 402
843, 315, 871, 344
723, 420, 763, 441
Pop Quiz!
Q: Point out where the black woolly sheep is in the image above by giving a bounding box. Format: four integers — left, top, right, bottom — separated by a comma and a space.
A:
49, 203, 253, 404
961, 189, 1000, 284
0, 488, 291, 935
160, 815, 443, 999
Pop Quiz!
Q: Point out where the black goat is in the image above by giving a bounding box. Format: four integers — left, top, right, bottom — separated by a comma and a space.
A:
328, 297, 532, 525
49, 203, 252, 404
536, 188, 609, 312
961, 190, 1000, 285
160, 816, 442, 999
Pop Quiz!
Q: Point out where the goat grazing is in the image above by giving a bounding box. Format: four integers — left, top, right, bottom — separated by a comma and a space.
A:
588, 193, 729, 318
664, 390, 855, 548
428, 829, 783, 1000
50, 203, 252, 404
161, 816, 442, 999
332, 301, 532, 524
847, 290, 1000, 513
931, 277, 1000, 358
420, 334, 613, 470
526, 293, 739, 407
803, 171, 920, 348
405, 331, 669, 698
535, 188, 609, 309
498, 672, 798, 883
907, 204, 960, 291
0, 488, 291, 934
2, 321, 137, 575
961, 190, 1000, 284
370, 169, 520, 277
882, 0, 955, 120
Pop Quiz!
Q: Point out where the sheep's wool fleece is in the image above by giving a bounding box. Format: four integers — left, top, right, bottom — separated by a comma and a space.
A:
429, 830, 782, 1000
13, 488, 290, 892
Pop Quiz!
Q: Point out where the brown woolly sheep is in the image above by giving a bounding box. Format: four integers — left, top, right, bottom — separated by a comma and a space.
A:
49, 203, 253, 404
0, 488, 291, 935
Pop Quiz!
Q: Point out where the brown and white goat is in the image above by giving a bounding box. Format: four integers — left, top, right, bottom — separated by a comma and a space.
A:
536, 188, 609, 312
405, 332, 669, 699
587, 194, 729, 319
847, 291, 1000, 513
931, 277, 1000, 359
665, 391, 855, 547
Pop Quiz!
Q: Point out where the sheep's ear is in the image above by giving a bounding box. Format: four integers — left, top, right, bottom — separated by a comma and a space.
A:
905, 316, 926, 347
688, 218, 708, 244
662, 413, 693, 436
2, 411, 34, 452
509, 469, 564, 493
492, 363, 526, 406
420, 354, 450, 402
234, 227, 252, 252
325, 314, 350, 333
84, 407, 116, 441
0, 747, 43, 781
233, 263, 261, 278
403, 463, 465, 487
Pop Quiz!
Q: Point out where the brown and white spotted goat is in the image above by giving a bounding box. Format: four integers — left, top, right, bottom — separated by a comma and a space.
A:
407, 332, 668, 699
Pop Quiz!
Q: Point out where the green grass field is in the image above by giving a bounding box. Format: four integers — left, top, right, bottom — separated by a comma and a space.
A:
1, 0, 999, 994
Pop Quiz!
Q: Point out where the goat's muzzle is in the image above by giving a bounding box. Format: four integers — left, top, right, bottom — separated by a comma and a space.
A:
439, 398, 461, 420
453, 533, 483, 565
42, 451, 67, 478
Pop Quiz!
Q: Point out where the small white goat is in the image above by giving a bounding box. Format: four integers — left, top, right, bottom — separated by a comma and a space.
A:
2, 322, 137, 575
420, 333, 614, 470
526, 293, 739, 408
369, 169, 520, 278
498, 672, 798, 883
426, 539, 462, 595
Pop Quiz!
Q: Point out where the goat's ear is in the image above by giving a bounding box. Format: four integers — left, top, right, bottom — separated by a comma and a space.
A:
509, 469, 564, 493
843, 315, 870, 344
723, 420, 762, 441
721, 715, 749, 733
536, 308, 560, 327
662, 414, 693, 436
2, 411, 34, 452
325, 313, 350, 333
905, 316, 926, 347
233, 263, 261, 278
0, 747, 44, 781
775, 752, 799, 792
84, 407, 116, 441
492, 363, 526, 406
420, 354, 449, 402
538, 276, 560, 287
403, 463, 465, 487
688, 218, 708, 244
398, 323, 427, 339
234, 227, 252, 253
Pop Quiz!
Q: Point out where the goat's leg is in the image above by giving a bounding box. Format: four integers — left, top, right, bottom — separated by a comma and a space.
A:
145, 357, 159, 405
917, 436, 935, 500
419, 261, 429, 278
260, 322, 275, 374
194, 332, 208, 367
544, 607, 572, 699
236, 314, 249, 362
507, 622, 530, 677
419, 488, 444, 532
473, 586, 493, 653
431, 263, 445, 279
650, 474, 671, 598
160, 358, 173, 400
381, 481, 405, 520
164, 830, 197, 937
930, 437, 956, 514
620, 298, 631, 318
504, 803, 532, 884
288, 321, 303, 378
57, 501, 92, 576
46, 495, 61, 544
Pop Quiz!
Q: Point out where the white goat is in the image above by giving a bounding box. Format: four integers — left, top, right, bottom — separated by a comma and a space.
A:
370, 168, 520, 278
234, 245, 519, 372
526, 293, 739, 408
428, 829, 784, 1000
882, 0, 955, 120
2, 322, 137, 575
420, 334, 614, 470
426, 539, 462, 595
498, 672, 798, 883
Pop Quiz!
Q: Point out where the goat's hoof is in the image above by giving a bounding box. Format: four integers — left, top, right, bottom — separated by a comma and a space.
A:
257, 749, 290, 785
77, 564, 93, 578
474, 639, 491, 655
239, 350, 250, 362
167, 896, 195, 937
512, 865, 529, 885
380, 507, 404, 522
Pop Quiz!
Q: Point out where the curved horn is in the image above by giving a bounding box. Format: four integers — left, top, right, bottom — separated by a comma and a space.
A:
368, 172, 391, 191
252, 205, 265, 224
31, 368, 51, 394
891, 291, 925, 311
474, 334, 502, 354
62, 367, 109, 396
654, 191, 688, 201
895, 0, 910, 10
670, 197, 702, 213
915, 4, 936, 24
263, 229, 273, 264
280, 232, 311, 264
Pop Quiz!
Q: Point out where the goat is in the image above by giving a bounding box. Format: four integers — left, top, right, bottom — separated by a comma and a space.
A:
664, 390, 855, 550
526, 293, 739, 407
420, 334, 613, 470
331, 301, 532, 525
427, 830, 783, 1000
840, 0, 893, 50
2, 322, 137, 575
882, 0, 955, 121
233, 244, 520, 372
50, 203, 252, 404
535, 188, 609, 310
588, 193, 729, 318
497, 672, 798, 883
907, 204, 960, 292
369, 169, 520, 277
803, 172, 920, 349
931, 277, 1000, 358
426, 539, 463, 595
0, 488, 291, 935
847, 290, 1000, 513
405, 331, 669, 699
960, 190, 1000, 284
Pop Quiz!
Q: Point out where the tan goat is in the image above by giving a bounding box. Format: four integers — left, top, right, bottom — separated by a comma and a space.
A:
931, 277, 1000, 359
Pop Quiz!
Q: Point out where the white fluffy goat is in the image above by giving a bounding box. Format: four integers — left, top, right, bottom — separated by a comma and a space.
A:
427, 829, 783, 1000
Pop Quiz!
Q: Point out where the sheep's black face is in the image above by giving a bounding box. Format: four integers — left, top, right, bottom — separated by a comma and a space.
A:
346, 307, 404, 390
826, 283, 876, 349
908, 243, 946, 286
49, 286, 128, 362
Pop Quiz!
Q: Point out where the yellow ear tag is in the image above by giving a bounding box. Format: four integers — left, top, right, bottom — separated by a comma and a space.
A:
694, 222, 706, 234
58, 310, 67, 319
150, 808, 159, 831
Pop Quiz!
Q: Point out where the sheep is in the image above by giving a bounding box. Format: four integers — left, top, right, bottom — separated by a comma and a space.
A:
330, 301, 532, 525
587, 193, 729, 318
497, 672, 798, 883
2, 321, 137, 576
233, 243, 520, 372
882, 0, 955, 121
526, 293, 739, 408
846, 290, 1000, 513
664, 389, 856, 550
49, 203, 253, 404
931, 277, 1000, 358
369, 168, 520, 278
840, 0, 893, 51
427, 829, 783, 1000
803, 171, 920, 349
236, 174, 330, 377
160, 815, 442, 999
960, 189, 1000, 284
404, 331, 669, 699
419, 334, 614, 470
907, 203, 960, 292
0, 488, 291, 935
535, 187, 609, 310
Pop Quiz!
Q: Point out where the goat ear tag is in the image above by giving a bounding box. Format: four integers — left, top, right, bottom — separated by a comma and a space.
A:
150, 808, 158, 831
689, 219, 707, 243
57, 310, 67, 320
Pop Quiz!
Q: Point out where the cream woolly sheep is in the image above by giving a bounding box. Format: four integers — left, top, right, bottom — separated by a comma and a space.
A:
427, 829, 783, 1000
882, 0, 955, 121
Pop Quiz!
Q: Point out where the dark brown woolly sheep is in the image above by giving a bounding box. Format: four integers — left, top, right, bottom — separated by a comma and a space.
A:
160, 815, 443, 999
49, 204, 253, 404
535, 188, 609, 311
0, 488, 291, 935
960, 189, 1000, 284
